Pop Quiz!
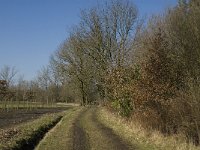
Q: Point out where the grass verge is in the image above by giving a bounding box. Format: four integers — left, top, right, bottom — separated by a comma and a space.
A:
0, 110, 65, 150
97, 107, 200, 150
36, 107, 84, 150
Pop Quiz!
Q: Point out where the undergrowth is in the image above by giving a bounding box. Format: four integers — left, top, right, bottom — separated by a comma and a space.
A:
98, 107, 200, 150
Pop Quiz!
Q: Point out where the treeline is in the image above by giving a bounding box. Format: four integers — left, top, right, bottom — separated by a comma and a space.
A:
0, 65, 73, 110
50, 0, 200, 145
1, 0, 200, 145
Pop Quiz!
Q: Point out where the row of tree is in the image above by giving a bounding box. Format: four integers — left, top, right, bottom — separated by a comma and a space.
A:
0, 65, 74, 110
1, 0, 200, 145
51, 0, 139, 105
50, 0, 200, 145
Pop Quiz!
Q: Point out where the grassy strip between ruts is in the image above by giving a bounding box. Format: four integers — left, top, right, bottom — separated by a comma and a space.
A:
0, 109, 69, 150
36, 107, 84, 150
97, 108, 200, 150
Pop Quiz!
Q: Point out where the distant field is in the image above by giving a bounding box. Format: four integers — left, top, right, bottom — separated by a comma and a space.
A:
0, 101, 75, 110
0, 107, 69, 129
0, 101, 79, 129
0, 101, 75, 129
0, 111, 65, 150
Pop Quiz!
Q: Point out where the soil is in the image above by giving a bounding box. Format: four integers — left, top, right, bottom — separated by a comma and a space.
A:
0, 107, 69, 129
91, 108, 134, 150
72, 109, 90, 150
4, 107, 135, 149
71, 107, 133, 150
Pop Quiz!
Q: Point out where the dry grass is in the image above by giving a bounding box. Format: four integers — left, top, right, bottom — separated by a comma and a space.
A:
0, 111, 64, 150
36, 107, 84, 150
97, 107, 200, 150
0, 101, 69, 110
80, 107, 125, 150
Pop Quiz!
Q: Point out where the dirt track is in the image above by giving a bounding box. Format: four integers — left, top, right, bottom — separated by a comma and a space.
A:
90, 109, 131, 150
70, 107, 133, 150
36, 107, 135, 150
72, 110, 90, 150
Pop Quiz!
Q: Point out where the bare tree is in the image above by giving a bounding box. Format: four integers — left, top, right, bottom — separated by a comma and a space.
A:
37, 66, 52, 105
0, 65, 18, 86
51, 0, 138, 105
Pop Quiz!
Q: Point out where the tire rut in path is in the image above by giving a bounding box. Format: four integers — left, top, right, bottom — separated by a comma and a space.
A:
72, 109, 90, 150
90, 107, 135, 150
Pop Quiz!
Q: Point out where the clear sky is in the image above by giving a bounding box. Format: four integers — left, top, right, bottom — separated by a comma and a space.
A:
0, 0, 178, 80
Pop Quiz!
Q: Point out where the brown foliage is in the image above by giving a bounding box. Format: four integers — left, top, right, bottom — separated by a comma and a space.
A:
130, 1, 200, 145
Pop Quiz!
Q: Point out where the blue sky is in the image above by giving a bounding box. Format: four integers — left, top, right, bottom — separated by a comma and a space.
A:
0, 0, 178, 80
